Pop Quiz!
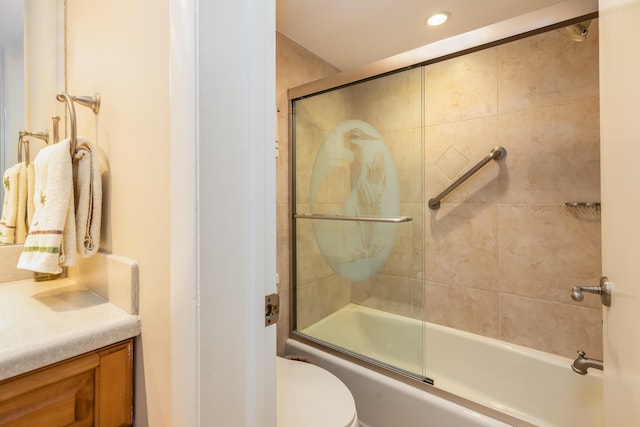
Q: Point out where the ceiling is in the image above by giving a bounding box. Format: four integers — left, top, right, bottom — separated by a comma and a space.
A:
276, 0, 595, 70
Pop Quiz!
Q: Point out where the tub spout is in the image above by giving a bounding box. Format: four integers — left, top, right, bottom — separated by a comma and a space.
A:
571, 350, 603, 375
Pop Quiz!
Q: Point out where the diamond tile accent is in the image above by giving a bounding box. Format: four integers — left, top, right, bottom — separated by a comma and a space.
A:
434, 146, 470, 180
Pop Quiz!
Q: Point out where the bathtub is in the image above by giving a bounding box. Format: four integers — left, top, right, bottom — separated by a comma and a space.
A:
289, 303, 603, 427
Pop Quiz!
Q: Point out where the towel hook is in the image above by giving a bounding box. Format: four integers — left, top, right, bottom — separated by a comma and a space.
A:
56, 92, 101, 156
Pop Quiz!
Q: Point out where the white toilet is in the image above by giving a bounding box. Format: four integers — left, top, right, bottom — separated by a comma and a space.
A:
277, 356, 359, 427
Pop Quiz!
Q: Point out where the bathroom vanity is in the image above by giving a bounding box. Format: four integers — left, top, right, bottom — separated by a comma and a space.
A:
0, 270, 140, 426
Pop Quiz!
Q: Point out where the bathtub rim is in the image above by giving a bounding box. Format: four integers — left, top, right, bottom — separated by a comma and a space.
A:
288, 332, 537, 427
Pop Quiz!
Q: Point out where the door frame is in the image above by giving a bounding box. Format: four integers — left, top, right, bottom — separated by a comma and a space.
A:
170, 0, 277, 426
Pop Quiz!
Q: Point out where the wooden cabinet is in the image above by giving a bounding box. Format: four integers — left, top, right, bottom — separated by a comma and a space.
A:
0, 339, 133, 427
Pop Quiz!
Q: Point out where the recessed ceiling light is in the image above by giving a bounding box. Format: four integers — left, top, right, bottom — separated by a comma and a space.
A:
426, 12, 450, 27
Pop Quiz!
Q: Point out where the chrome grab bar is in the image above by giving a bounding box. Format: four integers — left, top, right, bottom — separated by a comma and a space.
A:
428, 146, 506, 210
294, 213, 413, 223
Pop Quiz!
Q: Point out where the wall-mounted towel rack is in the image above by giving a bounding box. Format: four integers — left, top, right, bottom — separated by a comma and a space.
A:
19, 130, 49, 144
294, 213, 413, 223
17, 134, 29, 166
17, 130, 49, 166
52, 115, 60, 144
428, 146, 506, 210
56, 92, 101, 156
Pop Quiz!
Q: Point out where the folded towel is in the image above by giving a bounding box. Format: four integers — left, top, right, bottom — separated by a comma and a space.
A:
17, 139, 76, 274
0, 163, 22, 244
73, 136, 102, 257
15, 163, 29, 243
25, 162, 35, 230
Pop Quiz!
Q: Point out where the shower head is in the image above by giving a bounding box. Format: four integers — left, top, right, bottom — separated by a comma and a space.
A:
557, 20, 591, 42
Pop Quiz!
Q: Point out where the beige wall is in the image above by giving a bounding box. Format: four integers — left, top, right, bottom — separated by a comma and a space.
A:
25, 0, 65, 137
283, 21, 602, 360
66, 1, 171, 425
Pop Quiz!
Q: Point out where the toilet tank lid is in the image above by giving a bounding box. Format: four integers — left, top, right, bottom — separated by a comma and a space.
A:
277, 357, 358, 427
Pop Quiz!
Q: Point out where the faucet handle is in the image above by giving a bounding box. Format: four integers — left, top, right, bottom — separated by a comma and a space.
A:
571, 276, 612, 307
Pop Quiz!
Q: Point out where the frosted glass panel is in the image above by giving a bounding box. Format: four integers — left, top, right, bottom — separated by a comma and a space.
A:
309, 119, 400, 281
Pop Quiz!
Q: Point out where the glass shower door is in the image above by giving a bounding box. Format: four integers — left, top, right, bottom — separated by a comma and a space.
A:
291, 67, 426, 379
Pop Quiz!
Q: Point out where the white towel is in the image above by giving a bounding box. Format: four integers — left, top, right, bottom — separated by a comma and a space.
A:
0, 163, 22, 244
15, 163, 29, 243
73, 136, 102, 257
17, 139, 76, 274
25, 162, 36, 230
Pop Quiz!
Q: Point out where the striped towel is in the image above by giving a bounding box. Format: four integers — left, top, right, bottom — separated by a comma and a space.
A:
17, 139, 76, 274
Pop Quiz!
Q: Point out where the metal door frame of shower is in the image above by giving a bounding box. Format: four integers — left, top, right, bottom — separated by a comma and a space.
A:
287, 9, 599, 337
286, 13, 597, 102
286, 10, 599, 427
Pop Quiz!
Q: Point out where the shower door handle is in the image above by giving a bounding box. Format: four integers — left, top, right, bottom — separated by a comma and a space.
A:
294, 213, 413, 223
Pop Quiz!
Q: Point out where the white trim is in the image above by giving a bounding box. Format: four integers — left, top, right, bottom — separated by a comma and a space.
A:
169, 0, 198, 425
197, 0, 276, 425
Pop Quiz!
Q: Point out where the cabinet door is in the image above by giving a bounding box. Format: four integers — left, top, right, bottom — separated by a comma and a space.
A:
96, 340, 133, 426
0, 354, 99, 426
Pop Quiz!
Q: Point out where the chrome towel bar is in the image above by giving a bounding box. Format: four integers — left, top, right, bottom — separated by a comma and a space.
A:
294, 213, 413, 223
52, 115, 60, 144
56, 92, 101, 157
428, 146, 506, 210
17, 130, 49, 166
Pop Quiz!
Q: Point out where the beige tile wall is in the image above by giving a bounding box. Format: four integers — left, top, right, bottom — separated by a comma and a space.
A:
276, 33, 342, 353
289, 66, 353, 332
278, 20, 602, 360
346, 68, 426, 318
424, 21, 602, 359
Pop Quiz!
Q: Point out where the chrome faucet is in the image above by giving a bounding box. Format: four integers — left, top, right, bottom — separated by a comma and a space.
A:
571, 350, 603, 375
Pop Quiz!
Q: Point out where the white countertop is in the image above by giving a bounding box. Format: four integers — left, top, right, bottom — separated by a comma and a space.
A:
0, 278, 140, 381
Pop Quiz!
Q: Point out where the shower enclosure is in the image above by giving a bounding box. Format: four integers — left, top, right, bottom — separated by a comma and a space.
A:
289, 16, 602, 417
